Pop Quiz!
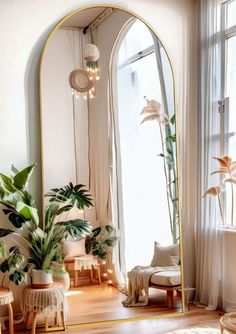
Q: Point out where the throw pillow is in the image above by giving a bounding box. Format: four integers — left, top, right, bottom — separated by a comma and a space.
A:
62, 239, 86, 257
150, 242, 180, 267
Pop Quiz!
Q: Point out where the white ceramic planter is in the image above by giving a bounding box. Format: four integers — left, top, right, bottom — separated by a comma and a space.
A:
32, 269, 53, 288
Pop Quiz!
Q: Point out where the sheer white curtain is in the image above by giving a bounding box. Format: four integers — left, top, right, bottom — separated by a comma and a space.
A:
195, 0, 223, 310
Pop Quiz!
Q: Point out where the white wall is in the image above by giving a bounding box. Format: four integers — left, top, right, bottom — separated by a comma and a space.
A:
41, 29, 89, 193
0, 0, 197, 311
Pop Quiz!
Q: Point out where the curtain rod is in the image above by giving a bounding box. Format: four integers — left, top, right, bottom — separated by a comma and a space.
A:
83, 8, 116, 34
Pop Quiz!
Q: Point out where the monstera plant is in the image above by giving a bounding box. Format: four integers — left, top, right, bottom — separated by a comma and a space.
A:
0, 164, 93, 286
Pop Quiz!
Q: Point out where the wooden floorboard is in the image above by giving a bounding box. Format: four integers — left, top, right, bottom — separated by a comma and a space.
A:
11, 283, 223, 334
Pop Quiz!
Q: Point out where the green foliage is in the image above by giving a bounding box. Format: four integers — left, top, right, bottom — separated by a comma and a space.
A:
170, 114, 176, 125
85, 225, 118, 260
46, 182, 93, 209
86, 60, 98, 69
166, 134, 176, 143
0, 165, 93, 284
0, 243, 29, 285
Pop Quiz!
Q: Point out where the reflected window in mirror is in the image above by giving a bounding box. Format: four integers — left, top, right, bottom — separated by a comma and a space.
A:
112, 19, 176, 272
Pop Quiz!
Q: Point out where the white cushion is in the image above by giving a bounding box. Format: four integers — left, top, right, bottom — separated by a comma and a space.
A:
150, 242, 180, 267
150, 270, 181, 286
62, 239, 86, 257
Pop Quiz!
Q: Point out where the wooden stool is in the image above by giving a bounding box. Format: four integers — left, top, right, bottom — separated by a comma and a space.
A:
0, 287, 14, 334
22, 284, 67, 334
220, 312, 236, 333
65, 255, 101, 287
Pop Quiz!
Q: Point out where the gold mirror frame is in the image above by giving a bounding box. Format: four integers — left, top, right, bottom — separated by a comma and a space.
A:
39, 4, 185, 330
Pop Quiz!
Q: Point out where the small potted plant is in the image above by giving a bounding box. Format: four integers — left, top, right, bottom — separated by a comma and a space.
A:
85, 225, 118, 260
0, 164, 93, 287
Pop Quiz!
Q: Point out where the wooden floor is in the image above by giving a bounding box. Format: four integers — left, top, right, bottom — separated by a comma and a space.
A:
11, 283, 223, 334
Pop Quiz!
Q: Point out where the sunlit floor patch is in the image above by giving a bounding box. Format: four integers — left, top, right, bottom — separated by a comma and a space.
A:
165, 328, 220, 334
65, 290, 84, 296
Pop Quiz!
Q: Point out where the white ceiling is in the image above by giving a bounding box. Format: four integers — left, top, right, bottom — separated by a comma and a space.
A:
61, 7, 107, 28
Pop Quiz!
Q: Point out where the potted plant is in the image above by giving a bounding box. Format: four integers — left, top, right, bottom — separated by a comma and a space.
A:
85, 225, 118, 260
0, 164, 93, 287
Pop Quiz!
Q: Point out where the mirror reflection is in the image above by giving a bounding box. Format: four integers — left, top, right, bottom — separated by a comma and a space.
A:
41, 6, 183, 326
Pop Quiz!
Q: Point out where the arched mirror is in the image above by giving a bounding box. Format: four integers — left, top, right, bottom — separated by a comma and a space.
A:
40, 5, 184, 328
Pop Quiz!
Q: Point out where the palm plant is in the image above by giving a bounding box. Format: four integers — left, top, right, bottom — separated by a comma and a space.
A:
0, 164, 93, 284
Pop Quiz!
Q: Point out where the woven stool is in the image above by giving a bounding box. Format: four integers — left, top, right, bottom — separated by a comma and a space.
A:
22, 284, 68, 334
0, 287, 14, 334
220, 312, 236, 333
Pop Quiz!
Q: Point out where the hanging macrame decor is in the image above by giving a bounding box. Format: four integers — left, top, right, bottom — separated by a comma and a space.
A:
84, 43, 100, 81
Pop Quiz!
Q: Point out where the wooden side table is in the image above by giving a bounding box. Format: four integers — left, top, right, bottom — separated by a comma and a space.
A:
0, 287, 14, 334
220, 312, 236, 333
22, 284, 68, 334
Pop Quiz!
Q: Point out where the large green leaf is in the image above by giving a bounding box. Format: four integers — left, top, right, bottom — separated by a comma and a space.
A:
92, 227, 101, 237
1, 202, 26, 228
46, 183, 93, 209
9, 270, 26, 285
105, 225, 113, 233
16, 201, 39, 226
8, 212, 25, 228
0, 173, 14, 192
0, 259, 10, 272
56, 219, 92, 240
13, 164, 36, 191
55, 205, 73, 216
104, 236, 118, 247
21, 191, 34, 206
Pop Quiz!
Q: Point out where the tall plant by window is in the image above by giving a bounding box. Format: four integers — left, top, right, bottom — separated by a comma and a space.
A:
141, 97, 179, 243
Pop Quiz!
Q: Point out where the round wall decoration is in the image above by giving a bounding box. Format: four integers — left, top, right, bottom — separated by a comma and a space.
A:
69, 69, 94, 93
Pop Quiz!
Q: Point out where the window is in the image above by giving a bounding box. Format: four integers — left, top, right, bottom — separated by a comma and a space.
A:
115, 20, 173, 271
222, 0, 236, 224
223, 0, 236, 160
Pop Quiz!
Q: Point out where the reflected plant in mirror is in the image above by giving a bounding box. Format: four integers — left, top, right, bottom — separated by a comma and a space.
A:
85, 225, 118, 259
141, 97, 179, 243
40, 5, 183, 326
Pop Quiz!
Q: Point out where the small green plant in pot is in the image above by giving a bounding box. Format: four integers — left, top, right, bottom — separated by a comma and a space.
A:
0, 164, 93, 287
85, 225, 118, 260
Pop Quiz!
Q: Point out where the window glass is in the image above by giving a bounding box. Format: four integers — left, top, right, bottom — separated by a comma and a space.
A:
227, 0, 236, 28
227, 35, 236, 160
118, 19, 154, 65
116, 22, 172, 272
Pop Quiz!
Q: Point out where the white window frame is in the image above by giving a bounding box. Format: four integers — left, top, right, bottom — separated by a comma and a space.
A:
220, 0, 236, 155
